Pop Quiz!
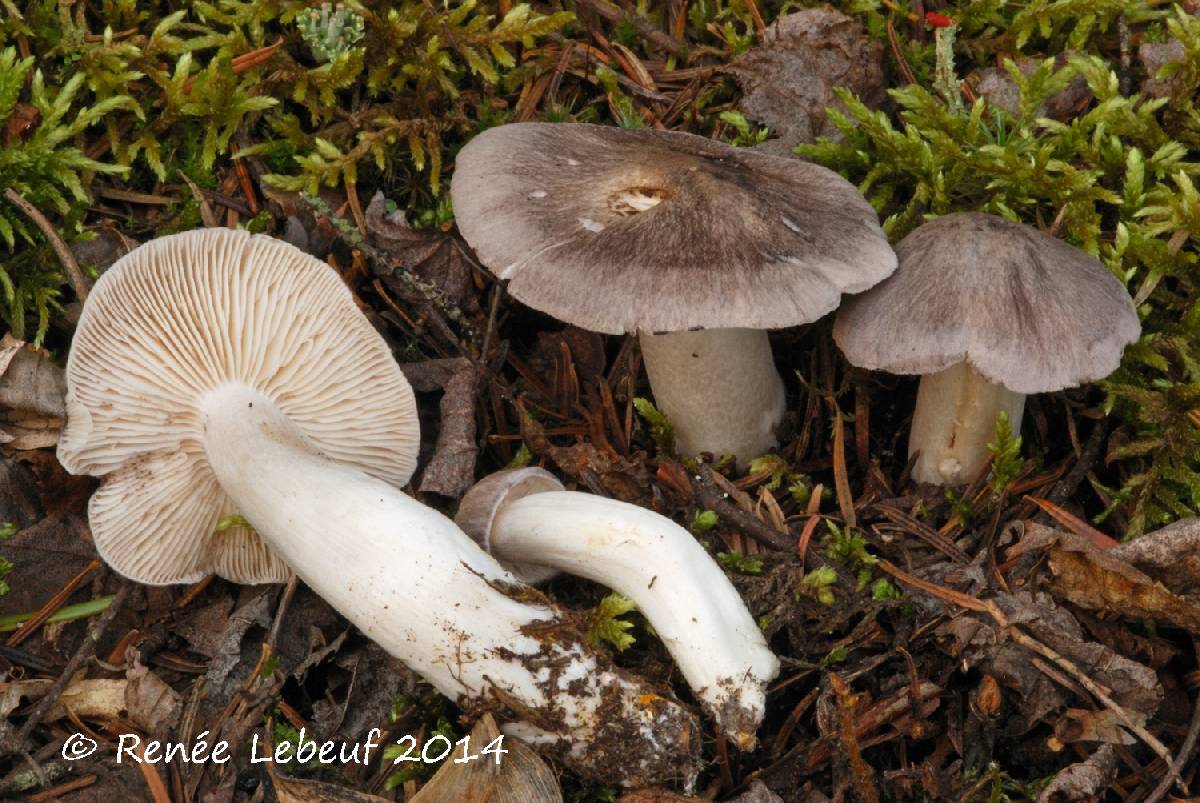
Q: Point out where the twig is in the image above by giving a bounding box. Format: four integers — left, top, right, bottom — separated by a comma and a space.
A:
2, 188, 90, 301
1043, 418, 1109, 509
832, 409, 856, 528
690, 464, 793, 551
7, 558, 102, 647
576, 0, 683, 55
0, 580, 132, 755
879, 560, 1185, 792
1145, 640, 1200, 803
28, 774, 96, 802
266, 574, 300, 651
830, 673, 881, 803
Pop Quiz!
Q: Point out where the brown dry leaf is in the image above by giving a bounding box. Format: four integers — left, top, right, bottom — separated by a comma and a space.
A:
269, 767, 390, 803
71, 227, 137, 276
366, 192, 477, 308
0, 457, 42, 528
1111, 516, 1200, 596
969, 56, 1091, 121
0, 334, 65, 447
410, 713, 562, 803
616, 790, 696, 803
125, 660, 181, 733
406, 357, 480, 499
727, 781, 785, 803
1036, 744, 1117, 803
311, 641, 421, 745
1, 410, 62, 449
1140, 39, 1186, 99
1009, 522, 1200, 631
725, 8, 885, 153
3, 102, 38, 144
1, 514, 97, 613
936, 589, 1162, 733
172, 598, 238, 658
0, 677, 127, 722
1052, 708, 1134, 747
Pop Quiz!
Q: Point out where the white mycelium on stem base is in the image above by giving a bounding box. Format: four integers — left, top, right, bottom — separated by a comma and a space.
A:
834, 213, 1142, 486
457, 468, 780, 750
56, 228, 699, 786
451, 122, 897, 468
908, 362, 1026, 485
639, 328, 786, 465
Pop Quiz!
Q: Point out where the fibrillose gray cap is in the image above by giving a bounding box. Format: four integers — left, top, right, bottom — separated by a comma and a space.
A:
456, 467, 564, 585
451, 122, 897, 334
833, 212, 1141, 394
58, 228, 420, 585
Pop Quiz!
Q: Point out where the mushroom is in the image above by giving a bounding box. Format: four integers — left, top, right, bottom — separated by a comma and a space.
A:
833, 212, 1141, 486
451, 122, 896, 466
56, 228, 700, 786
456, 468, 780, 750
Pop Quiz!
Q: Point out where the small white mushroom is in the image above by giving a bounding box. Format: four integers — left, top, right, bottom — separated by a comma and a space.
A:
451, 122, 897, 467
834, 213, 1141, 486
456, 468, 780, 750
57, 228, 699, 786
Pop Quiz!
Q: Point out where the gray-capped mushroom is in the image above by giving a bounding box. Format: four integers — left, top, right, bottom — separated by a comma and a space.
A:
833, 212, 1141, 486
451, 122, 896, 466
57, 228, 701, 786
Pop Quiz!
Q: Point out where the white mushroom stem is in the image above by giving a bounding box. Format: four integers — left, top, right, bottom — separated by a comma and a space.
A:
485, 490, 779, 750
908, 361, 1026, 486
199, 384, 697, 785
639, 327, 785, 467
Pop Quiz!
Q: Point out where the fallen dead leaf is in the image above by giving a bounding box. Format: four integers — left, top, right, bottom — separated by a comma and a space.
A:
366, 192, 478, 309
269, 767, 390, 803
969, 56, 1091, 121
1111, 516, 1200, 596
725, 8, 885, 153
1140, 39, 1187, 99
1008, 522, 1200, 631
403, 357, 480, 499
410, 713, 562, 803
1036, 744, 1117, 803
1051, 708, 1134, 747
0, 677, 126, 722
936, 589, 1162, 734
0, 335, 65, 447
125, 659, 181, 733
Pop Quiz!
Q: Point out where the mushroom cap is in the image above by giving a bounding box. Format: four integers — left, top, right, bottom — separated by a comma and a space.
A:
57, 228, 420, 585
451, 122, 896, 334
833, 212, 1141, 394
456, 467, 564, 585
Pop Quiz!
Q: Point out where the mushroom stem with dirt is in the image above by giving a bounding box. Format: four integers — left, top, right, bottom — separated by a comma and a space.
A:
834, 212, 1141, 486
57, 228, 700, 787
457, 468, 780, 750
451, 122, 896, 467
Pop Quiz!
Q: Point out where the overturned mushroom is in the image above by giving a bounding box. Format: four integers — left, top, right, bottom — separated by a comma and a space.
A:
56, 228, 699, 786
456, 468, 779, 750
834, 213, 1140, 485
451, 122, 895, 466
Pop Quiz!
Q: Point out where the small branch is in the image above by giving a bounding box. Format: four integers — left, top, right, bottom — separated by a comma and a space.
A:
2, 189, 89, 301
0, 580, 132, 755
575, 0, 683, 55
879, 560, 1185, 793
690, 463, 792, 551
1144, 640, 1200, 803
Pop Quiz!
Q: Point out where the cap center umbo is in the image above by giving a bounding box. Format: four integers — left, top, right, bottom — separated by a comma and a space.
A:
608, 187, 669, 216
